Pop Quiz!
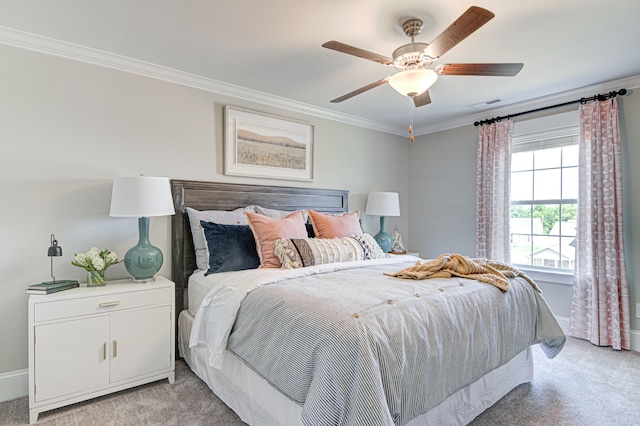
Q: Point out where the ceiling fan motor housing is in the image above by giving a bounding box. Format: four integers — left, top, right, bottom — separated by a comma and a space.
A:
392, 42, 433, 70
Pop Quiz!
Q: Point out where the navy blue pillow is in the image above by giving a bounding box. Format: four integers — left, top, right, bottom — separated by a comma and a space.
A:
306, 223, 315, 238
201, 221, 260, 275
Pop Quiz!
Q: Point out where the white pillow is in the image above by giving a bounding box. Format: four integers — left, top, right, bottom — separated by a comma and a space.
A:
186, 206, 255, 270
254, 205, 309, 222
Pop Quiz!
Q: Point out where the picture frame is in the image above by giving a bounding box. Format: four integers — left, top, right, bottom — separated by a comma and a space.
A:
224, 106, 314, 181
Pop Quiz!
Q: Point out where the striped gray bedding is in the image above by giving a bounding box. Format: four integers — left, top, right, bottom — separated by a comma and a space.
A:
222, 260, 565, 426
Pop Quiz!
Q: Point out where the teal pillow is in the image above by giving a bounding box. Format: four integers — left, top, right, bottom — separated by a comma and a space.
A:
201, 221, 260, 274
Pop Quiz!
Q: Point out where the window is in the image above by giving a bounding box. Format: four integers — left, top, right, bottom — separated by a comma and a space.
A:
510, 115, 579, 272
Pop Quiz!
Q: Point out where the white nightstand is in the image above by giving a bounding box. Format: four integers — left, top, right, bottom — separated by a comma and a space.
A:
28, 276, 175, 423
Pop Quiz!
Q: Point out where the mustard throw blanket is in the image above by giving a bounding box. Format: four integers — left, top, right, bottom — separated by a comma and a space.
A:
385, 253, 540, 293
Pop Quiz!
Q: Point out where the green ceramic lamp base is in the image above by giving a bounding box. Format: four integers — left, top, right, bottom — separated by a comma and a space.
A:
124, 217, 163, 282
374, 216, 393, 253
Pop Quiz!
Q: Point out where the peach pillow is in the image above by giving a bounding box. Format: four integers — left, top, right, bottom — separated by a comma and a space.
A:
245, 210, 308, 268
308, 210, 362, 239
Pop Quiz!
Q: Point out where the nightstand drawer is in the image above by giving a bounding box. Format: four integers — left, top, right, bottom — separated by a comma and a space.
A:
34, 287, 171, 322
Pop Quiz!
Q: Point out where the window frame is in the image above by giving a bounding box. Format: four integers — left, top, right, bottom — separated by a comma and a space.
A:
510, 115, 579, 285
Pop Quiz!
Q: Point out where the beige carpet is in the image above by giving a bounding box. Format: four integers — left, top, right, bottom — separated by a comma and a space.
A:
1, 337, 639, 425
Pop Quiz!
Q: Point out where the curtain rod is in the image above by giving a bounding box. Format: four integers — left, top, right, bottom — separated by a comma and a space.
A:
473, 88, 627, 126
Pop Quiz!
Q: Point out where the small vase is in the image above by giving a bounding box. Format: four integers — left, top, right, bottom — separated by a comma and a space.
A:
87, 270, 107, 287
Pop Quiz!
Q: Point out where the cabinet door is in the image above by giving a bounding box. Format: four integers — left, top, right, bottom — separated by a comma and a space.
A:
109, 305, 171, 383
34, 316, 110, 402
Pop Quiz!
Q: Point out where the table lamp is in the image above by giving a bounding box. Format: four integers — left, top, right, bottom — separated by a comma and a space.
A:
43, 234, 78, 285
109, 176, 175, 282
365, 192, 400, 253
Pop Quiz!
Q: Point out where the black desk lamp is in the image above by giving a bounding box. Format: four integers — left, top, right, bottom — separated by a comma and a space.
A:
43, 234, 78, 285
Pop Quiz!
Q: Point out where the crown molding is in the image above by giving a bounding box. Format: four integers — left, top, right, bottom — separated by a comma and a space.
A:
1, 26, 638, 139
416, 74, 640, 135
0, 26, 404, 137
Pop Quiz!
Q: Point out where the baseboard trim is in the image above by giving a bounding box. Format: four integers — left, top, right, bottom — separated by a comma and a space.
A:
631, 329, 640, 352
555, 315, 570, 335
555, 315, 640, 352
0, 369, 28, 402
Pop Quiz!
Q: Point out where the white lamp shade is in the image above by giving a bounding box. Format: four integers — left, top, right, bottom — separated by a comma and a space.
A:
365, 192, 400, 217
388, 69, 438, 97
109, 176, 175, 217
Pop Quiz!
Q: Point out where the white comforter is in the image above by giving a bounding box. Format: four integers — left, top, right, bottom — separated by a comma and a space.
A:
190, 257, 565, 425
190, 256, 422, 368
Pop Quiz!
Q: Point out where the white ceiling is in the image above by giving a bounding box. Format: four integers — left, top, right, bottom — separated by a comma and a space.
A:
1, 0, 639, 136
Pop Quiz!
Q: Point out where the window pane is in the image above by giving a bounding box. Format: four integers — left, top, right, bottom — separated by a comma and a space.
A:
559, 204, 577, 235
534, 147, 561, 169
534, 169, 561, 200
511, 205, 534, 266
533, 204, 560, 235
511, 234, 532, 266
532, 235, 561, 267
512, 151, 533, 171
563, 144, 579, 167
562, 166, 578, 199
511, 171, 533, 201
511, 206, 532, 233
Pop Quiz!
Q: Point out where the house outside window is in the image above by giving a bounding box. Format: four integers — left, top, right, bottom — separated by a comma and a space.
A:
510, 112, 579, 273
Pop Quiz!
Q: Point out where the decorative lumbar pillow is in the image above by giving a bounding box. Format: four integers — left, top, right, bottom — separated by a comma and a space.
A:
308, 210, 362, 238
186, 206, 255, 271
245, 210, 308, 268
350, 233, 388, 260
201, 221, 260, 274
255, 205, 309, 222
274, 237, 365, 269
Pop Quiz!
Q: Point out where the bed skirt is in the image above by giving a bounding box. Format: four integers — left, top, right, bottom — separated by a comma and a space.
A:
178, 310, 533, 426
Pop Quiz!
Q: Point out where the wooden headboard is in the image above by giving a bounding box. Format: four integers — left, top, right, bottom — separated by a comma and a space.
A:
170, 179, 349, 315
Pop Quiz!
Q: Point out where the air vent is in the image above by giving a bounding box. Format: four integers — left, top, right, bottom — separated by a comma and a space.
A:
468, 98, 503, 109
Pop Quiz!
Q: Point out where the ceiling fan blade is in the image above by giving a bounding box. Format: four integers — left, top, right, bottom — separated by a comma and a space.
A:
330, 78, 390, 103
413, 91, 432, 107
322, 41, 393, 66
437, 63, 524, 76
424, 6, 495, 59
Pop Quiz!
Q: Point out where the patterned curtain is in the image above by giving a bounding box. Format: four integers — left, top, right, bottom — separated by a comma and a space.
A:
570, 98, 630, 350
476, 120, 512, 263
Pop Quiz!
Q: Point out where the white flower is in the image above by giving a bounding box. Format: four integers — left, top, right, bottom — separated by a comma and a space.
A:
105, 252, 118, 264
72, 247, 121, 273
92, 257, 105, 271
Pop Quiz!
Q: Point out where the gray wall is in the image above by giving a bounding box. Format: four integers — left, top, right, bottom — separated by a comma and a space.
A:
0, 44, 410, 375
2, 40, 638, 380
409, 90, 640, 333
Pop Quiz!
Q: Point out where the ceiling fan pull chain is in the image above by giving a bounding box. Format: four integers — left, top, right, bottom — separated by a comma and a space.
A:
409, 99, 415, 143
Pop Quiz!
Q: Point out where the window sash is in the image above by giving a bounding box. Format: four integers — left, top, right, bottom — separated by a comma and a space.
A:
512, 125, 579, 153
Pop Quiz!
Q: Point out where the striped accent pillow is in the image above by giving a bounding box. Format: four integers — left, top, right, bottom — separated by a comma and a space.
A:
274, 237, 365, 269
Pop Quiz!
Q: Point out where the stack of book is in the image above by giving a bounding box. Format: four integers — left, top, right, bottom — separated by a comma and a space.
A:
26, 280, 79, 295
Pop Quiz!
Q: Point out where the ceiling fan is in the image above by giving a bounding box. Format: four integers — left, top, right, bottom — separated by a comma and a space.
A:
322, 6, 523, 108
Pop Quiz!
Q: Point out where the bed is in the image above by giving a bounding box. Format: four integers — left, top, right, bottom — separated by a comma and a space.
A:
171, 179, 566, 426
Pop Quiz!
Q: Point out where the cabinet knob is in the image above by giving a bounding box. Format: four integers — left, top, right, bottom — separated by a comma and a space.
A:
99, 301, 120, 307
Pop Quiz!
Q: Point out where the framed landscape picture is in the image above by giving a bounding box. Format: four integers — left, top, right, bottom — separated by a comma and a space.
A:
224, 106, 314, 181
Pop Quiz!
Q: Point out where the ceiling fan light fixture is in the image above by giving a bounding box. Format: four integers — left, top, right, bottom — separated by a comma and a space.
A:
388, 69, 438, 97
